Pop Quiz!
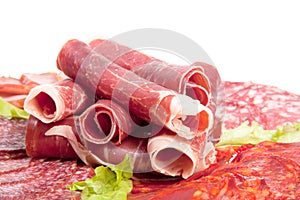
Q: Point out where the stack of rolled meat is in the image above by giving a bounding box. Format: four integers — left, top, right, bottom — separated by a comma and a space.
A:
24, 38, 224, 179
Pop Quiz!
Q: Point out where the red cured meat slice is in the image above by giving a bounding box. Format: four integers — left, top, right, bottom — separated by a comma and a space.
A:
25, 116, 80, 159
224, 81, 300, 129
20, 72, 65, 86
89, 38, 211, 106
85, 136, 152, 173
0, 76, 33, 95
0, 94, 27, 108
56, 39, 213, 140
0, 159, 93, 200
24, 113, 152, 172
0, 116, 27, 151
24, 79, 91, 123
129, 141, 300, 200
79, 99, 132, 145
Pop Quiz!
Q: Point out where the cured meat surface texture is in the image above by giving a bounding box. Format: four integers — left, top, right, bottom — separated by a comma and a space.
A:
224, 81, 300, 129
25, 116, 80, 159
129, 141, 300, 200
0, 116, 27, 151
89, 39, 224, 144
56, 39, 213, 140
24, 79, 91, 123
79, 99, 132, 145
1, 80, 300, 199
0, 116, 94, 200
147, 129, 215, 179
0, 72, 66, 108
89, 39, 211, 106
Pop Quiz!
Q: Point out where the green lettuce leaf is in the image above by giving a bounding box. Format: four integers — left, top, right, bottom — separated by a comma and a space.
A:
216, 121, 300, 147
274, 123, 300, 143
67, 155, 133, 200
0, 97, 29, 119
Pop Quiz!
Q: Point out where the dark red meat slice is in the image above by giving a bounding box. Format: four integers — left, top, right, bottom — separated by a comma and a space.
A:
129, 141, 300, 200
0, 117, 94, 199
0, 76, 33, 95
0, 116, 27, 151
0, 159, 94, 200
25, 116, 80, 159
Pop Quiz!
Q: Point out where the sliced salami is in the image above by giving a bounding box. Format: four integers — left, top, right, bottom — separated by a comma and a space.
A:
129, 141, 300, 200
224, 81, 300, 129
0, 116, 27, 151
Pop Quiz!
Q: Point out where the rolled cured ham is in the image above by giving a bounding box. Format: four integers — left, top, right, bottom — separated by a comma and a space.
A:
24, 79, 91, 123
89, 39, 224, 143
25, 115, 152, 172
147, 129, 216, 179
89, 38, 211, 106
56, 39, 213, 139
79, 99, 132, 145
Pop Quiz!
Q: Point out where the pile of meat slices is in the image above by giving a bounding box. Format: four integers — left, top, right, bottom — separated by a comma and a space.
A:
1, 39, 300, 199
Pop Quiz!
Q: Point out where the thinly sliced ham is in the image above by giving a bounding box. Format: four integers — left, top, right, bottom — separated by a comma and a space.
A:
24, 79, 91, 123
84, 136, 152, 173
56, 39, 213, 139
79, 99, 132, 145
0, 93, 27, 108
25, 115, 79, 158
20, 72, 65, 85
193, 61, 225, 143
25, 115, 152, 172
89, 38, 211, 106
147, 129, 216, 179
0, 76, 33, 95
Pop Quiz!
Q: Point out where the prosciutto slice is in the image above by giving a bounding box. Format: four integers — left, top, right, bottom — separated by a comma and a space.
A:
0, 76, 33, 95
147, 129, 216, 179
79, 99, 132, 145
25, 115, 152, 172
89, 38, 211, 106
20, 72, 65, 85
25, 115, 79, 159
56, 39, 213, 139
24, 79, 91, 123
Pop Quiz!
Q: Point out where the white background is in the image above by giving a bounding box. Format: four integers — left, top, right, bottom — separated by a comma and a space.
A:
0, 0, 299, 94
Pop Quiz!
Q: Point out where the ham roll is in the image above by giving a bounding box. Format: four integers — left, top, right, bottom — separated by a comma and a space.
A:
89, 38, 224, 143
56, 39, 213, 140
89, 38, 211, 106
147, 129, 216, 179
24, 79, 91, 123
79, 99, 132, 145
25, 115, 152, 172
